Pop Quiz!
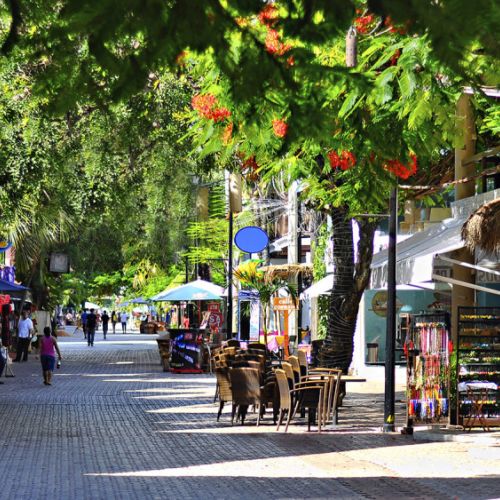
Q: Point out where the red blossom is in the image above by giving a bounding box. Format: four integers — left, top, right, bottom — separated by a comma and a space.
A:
191, 93, 231, 122
272, 118, 288, 138
328, 150, 356, 170
258, 4, 279, 26
354, 14, 375, 34
384, 154, 417, 179
242, 155, 259, 171
191, 93, 217, 118
265, 28, 291, 56
209, 107, 231, 122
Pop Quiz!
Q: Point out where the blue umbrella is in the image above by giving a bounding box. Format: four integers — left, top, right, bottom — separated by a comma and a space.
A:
129, 297, 149, 304
0, 279, 29, 292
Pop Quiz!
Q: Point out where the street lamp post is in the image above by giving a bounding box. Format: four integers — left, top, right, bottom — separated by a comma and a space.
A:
383, 187, 397, 432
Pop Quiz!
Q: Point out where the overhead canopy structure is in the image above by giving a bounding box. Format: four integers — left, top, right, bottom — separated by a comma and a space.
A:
370, 217, 466, 289
0, 279, 29, 293
150, 279, 225, 302
120, 297, 149, 306
300, 274, 333, 299
461, 198, 500, 256
259, 263, 313, 280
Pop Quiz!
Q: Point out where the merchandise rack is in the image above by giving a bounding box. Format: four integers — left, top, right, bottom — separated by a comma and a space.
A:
405, 312, 451, 428
457, 306, 500, 430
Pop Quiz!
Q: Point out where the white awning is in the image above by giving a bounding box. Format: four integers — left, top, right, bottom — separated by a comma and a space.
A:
300, 274, 333, 299
370, 217, 466, 289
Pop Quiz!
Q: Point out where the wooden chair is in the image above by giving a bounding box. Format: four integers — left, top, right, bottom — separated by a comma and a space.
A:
275, 369, 327, 432
229, 367, 262, 425
297, 350, 308, 377
288, 355, 301, 384
227, 339, 241, 348
307, 368, 342, 424
281, 362, 295, 390
215, 368, 232, 421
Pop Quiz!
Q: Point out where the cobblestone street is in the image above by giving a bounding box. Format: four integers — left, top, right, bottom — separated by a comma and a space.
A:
0, 334, 499, 500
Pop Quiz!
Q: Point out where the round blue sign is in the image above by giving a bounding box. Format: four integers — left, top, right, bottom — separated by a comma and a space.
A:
234, 226, 269, 253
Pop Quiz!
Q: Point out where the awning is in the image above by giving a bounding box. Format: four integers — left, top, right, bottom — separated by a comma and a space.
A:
370, 217, 466, 289
0, 279, 29, 293
300, 275, 333, 299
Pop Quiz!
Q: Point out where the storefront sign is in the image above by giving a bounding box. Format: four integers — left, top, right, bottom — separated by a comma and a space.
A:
272, 297, 299, 311
207, 302, 220, 312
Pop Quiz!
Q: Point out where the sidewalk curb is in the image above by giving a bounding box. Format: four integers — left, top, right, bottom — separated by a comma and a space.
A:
411, 428, 500, 445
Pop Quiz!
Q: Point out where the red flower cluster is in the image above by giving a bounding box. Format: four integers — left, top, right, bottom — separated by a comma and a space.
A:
242, 155, 259, 170
258, 4, 279, 26
384, 154, 417, 179
272, 118, 288, 138
191, 93, 231, 122
354, 14, 375, 34
265, 29, 291, 56
328, 150, 357, 171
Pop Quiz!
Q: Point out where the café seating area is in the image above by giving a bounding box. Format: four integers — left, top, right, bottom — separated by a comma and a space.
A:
212, 342, 344, 432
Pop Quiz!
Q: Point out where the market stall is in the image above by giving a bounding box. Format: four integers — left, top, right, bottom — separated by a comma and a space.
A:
151, 280, 225, 373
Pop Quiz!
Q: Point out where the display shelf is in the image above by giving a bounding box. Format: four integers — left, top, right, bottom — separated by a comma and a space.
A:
405, 312, 451, 427
457, 307, 500, 430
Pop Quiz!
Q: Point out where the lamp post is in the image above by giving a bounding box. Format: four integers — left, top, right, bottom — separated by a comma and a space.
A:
383, 187, 397, 432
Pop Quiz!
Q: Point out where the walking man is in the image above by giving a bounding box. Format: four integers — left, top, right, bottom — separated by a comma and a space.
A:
14, 310, 34, 362
101, 310, 109, 340
81, 308, 88, 340
86, 308, 97, 347
120, 311, 128, 334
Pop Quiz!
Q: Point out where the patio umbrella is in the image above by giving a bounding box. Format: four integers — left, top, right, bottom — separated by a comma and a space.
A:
0, 279, 29, 293
151, 279, 224, 302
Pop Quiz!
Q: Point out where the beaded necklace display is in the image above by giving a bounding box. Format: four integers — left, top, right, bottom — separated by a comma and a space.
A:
407, 320, 451, 421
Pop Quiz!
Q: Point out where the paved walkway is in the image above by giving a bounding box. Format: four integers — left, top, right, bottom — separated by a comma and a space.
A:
0, 333, 499, 499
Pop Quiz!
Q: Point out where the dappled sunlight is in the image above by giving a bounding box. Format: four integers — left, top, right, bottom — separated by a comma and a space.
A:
147, 403, 216, 414
131, 393, 210, 400
101, 378, 174, 383
85, 443, 500, 480
125, 387, 210, 394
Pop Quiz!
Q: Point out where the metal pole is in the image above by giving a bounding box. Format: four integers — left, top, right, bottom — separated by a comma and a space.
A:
226, 210, 233, 339
383, 187, 397, 432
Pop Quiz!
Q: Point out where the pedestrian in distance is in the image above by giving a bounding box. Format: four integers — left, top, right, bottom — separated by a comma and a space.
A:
120, 311, 128, 334
182, 313, 190, 329
86, 308, 97, 347
101, 310, 109, 340
40, 326, 62, 386
81, 308, 88, 340
14, 310, 34, 362
111, 310, 118, 334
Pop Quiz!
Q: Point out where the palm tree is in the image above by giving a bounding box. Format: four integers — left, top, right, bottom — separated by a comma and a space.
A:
233, 260, 296, 346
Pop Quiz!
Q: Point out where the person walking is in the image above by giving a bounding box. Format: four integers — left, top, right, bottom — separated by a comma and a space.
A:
14, 310, 34, 362
40, 327, 62, 386
81, 308, 88, 340
101, 310, 109, 340
120, 311, 128, 334
111, 310, 118, 334
86, 308, 97, 347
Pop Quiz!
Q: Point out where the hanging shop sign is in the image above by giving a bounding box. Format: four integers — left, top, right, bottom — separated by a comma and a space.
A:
272, 296, 299, 311
49, 253, 70, 273
234, 226, 269, 253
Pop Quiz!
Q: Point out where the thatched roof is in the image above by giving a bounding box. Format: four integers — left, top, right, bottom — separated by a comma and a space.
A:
259, 263, 313, 280
461, 198, 500, 255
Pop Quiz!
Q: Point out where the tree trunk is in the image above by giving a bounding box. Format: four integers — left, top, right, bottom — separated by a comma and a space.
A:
319, 207, 376, 372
